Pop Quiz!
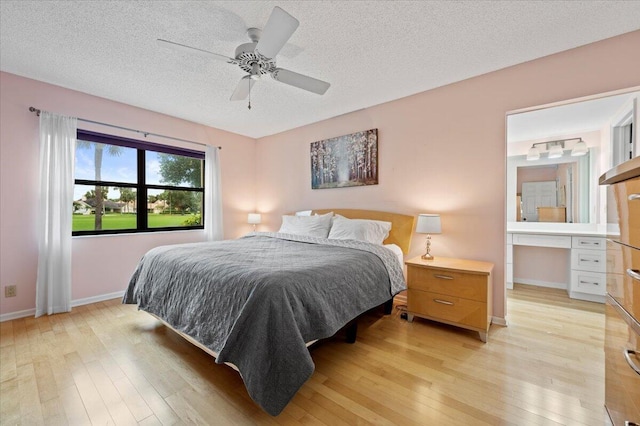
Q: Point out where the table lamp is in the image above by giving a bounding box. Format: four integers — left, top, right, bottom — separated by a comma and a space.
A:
248, 213, 261, 231
416, 214, 441, 260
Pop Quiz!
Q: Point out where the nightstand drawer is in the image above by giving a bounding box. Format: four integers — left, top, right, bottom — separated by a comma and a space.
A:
407, 289, 487, 329
407, 267, 487, 302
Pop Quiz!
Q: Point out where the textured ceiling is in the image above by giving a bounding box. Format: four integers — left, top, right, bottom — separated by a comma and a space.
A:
1, 1, 640, 139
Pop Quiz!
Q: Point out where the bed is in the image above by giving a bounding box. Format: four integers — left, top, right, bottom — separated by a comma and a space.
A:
123, 209, 414, 415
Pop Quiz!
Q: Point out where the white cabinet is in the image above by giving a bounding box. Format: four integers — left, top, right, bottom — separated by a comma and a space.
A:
507, 231, 607, 303
569, 236, 606, 302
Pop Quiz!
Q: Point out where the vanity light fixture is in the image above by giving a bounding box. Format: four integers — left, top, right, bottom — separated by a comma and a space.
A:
526, 145, 540, 161
548, 143, 564, 159
571, 139, 589, 156
416, 214, 442, 260
525, 138, 586, 161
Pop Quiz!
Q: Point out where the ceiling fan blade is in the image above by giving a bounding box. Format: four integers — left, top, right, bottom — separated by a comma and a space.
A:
230, 76, 255, 101
255, 7, 299, 59
157, 39, 236, 63
271, 68, 330, 95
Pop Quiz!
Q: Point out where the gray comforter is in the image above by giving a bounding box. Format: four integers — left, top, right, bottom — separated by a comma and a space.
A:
123, 232, 405, 415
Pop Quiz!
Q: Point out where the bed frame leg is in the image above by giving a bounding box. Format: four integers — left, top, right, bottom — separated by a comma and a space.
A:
345, 320, 358, 344
383, 297, 393, 315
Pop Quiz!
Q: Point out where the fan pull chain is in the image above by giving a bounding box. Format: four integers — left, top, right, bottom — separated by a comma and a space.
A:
248, 80, 252, 110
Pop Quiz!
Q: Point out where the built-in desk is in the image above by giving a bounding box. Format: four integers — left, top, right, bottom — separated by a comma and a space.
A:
507, 223, 616, 303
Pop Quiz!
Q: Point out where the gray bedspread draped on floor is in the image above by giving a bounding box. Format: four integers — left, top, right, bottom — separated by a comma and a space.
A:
123, 232, 405, 415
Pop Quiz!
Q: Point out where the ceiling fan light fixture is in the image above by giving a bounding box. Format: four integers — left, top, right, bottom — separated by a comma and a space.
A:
526, 145, 540, 161
571, 140, 588, 156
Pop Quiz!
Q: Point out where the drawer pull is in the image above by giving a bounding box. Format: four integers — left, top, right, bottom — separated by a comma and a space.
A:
628, 193, 640, 201
623, 349, 640, 375
579, 280, 599, 286
626, 269, 640, 281
579, 241, 599, 245
433, 299, 454, 306
433, 274, 454, 280
579, 259, 599, 263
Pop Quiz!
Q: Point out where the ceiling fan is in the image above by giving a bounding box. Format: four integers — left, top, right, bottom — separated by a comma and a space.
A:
158, 6, 330, 108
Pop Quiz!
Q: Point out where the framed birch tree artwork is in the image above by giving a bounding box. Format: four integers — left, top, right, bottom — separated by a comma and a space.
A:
310, 129, 378, 189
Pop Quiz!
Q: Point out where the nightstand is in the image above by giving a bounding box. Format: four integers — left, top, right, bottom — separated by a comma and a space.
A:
405, 256, 494, 342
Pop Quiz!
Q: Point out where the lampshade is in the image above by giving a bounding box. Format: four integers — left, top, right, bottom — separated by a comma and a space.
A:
416, 214, 441, 234
526, 146, 540, 161
548, 144, 563, 159
248, 213, 261, 224
571, 140, 588, 156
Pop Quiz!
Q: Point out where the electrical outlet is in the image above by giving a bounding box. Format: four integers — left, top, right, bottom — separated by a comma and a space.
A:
5, 285, 16, 297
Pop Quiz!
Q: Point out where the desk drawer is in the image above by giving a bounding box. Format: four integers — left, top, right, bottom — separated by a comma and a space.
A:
572, 248, 606, 273
571, 270, 606, 296
407, 267, 487, 302
572, 236, 606, 250
407, 289, 487, 330
512, 233, 571, 248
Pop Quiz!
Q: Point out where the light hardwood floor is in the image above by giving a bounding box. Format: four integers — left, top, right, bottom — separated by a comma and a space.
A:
0, 284, 605, 425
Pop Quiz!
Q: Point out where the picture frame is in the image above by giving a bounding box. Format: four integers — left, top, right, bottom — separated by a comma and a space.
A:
310, 128, 378, 189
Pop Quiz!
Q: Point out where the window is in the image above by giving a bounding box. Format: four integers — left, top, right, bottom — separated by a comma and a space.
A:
73, 130, 204, 236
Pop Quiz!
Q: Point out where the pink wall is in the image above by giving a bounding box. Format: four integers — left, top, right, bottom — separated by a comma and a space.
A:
2, 31, 639, 321
0, 72, 256, 317
513, 246, 570, 287
517, 166, 558, 193
255, 31, 640, 320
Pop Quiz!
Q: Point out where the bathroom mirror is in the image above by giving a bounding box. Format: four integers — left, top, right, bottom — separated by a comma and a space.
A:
507, 90, 638, 224
507, 153, 590, 223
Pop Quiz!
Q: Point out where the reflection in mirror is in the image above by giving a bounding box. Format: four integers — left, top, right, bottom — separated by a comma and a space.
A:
508, 153, 590, 223
507, 90, 639, 225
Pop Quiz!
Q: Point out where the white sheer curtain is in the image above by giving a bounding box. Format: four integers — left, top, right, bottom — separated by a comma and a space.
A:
204, 145, 223, 241
35, 112, 77, 317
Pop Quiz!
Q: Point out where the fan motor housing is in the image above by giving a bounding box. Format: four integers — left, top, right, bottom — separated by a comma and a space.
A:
234, 42, 276, 75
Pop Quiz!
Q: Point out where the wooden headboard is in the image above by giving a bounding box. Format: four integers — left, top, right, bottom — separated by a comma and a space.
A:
312, 209, 415, 254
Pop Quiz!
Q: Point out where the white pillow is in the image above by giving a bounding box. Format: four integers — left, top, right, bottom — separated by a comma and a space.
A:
328, 215, 392, 245
278, 212, 333, 238
295, 210, 312, 216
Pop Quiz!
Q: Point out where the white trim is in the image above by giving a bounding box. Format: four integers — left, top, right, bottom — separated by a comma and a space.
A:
513, 278, 567, 290
568, 292, 606, 304
0, 291, 125, 322
71, 291, 124, 308
492, 316, 508, 327
506, 86, 640, 116
0, 308, 36, 322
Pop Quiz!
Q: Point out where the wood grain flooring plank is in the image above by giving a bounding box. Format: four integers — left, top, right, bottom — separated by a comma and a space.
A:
0, 284, 608, 425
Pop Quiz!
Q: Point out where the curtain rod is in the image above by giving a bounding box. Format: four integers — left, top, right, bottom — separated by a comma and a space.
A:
28, 107, 220, 150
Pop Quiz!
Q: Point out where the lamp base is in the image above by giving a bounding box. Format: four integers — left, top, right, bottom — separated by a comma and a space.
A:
421, 253, 434, 260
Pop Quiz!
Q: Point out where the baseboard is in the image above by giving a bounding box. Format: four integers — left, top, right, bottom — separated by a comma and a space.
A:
491, 316, 508, 327
0, 308, 36, 322
568, 292, 606, 304
0, 291, 125, 322
513, 278, 567, 290
71, 291, 124, 308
